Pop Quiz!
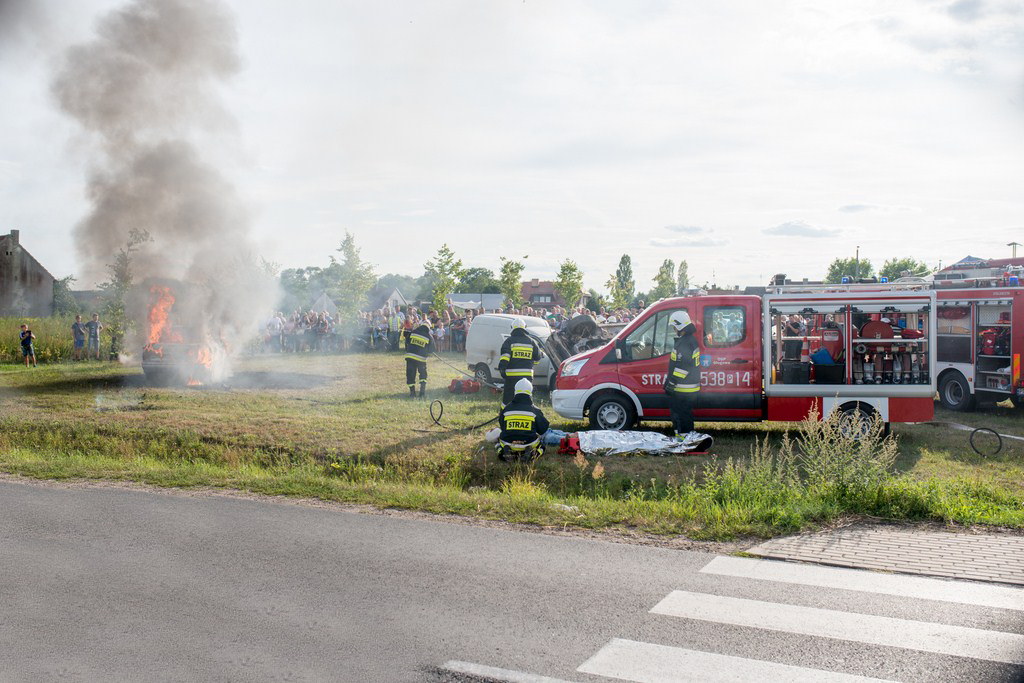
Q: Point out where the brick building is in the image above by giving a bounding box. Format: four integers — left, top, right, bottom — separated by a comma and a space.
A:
520, 279, 565, 310
0, 230, 55, 317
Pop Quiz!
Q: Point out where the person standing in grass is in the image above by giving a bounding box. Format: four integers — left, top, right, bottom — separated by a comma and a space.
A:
86, 313, 103, 360
71, 314, 86, 361
19, 324, 37, 368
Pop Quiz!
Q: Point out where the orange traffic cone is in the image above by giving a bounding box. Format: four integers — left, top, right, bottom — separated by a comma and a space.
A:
800, 338, 810, 364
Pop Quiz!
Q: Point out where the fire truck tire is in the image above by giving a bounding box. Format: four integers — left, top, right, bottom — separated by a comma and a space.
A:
837, 402, 886, 439
938, 372, 975, 412
588, 394, 636, 431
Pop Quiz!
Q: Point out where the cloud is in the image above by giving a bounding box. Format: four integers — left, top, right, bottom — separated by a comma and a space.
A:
837, 203, 917, 214
664, 224, 706, 234
650, 236, 728, 248
947, 0, 985, 23
762, 220, 839, 238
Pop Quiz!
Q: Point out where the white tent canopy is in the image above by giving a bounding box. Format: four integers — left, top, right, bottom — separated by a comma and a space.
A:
309, 291, 338, 316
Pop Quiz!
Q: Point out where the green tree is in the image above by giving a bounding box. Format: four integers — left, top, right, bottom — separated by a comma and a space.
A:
326, 232, 377, 317
585, 288, 605, 313
458, 267, 501, 293
553, 259, 584, 309
52, 275, 80, 316
498, 256, 527, 309
424, 244, 465, 311
613, 254, 635, 308
99, 228, 151, 358
825, 257, 874, 284
676, 259, 689, 294
880, 257, 930, 281
651, 259, 676, 300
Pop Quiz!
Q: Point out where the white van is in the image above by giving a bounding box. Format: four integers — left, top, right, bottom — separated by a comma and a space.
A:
465, 314, 554, 388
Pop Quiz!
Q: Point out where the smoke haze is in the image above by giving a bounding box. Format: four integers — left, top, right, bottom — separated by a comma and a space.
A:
52, 0, 277, 378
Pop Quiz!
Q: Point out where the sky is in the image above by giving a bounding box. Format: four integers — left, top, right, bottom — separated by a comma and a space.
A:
1, 0, 1023, 291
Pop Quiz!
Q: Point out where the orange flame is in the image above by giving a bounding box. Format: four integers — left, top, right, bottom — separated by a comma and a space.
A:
146, 285, 183, 347
195, 347, 213, 369
186, 377, 202, 386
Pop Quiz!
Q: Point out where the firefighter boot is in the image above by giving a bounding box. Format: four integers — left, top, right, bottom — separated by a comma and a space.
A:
419, 381, 427, 398
409, 386, 416, 398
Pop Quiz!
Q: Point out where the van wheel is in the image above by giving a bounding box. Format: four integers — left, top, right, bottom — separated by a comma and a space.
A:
474, 364, 492, 385
939, 372, 975, 412
589, 394, 636, 431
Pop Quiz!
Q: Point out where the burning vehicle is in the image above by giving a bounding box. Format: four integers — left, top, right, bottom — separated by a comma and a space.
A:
140, 280, 226, 387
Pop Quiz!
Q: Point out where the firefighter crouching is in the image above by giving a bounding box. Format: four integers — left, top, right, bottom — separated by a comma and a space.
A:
497, 379, 550, 462
663, 310, 701, 438
497, 319, 543, 406
405, 319, 434, 398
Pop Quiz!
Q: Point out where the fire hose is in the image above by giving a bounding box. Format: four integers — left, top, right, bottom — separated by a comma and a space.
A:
918, 421, 1023, 456
410, 353, 502, 433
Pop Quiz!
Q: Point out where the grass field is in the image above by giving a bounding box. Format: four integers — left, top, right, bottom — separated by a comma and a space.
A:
1, 351, 1021, 539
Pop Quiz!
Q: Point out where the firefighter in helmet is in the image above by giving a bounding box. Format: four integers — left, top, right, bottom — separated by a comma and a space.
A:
405, 318, 434, 398
497, 379, 550, 462
497, 318, 543, 406
664, 310, 701, 438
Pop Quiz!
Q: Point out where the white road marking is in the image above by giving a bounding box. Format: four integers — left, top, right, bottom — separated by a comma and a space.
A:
651, 591, 1024, 665
577, 638, 897, 683
701, 556, 1024, 611
440, 660, 579, 683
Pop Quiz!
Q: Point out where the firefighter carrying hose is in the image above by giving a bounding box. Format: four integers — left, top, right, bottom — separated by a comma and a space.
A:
497, 319, 543, 406
405, 319, 434, 398
663, 310, 701, 438
496, 379, 549, 462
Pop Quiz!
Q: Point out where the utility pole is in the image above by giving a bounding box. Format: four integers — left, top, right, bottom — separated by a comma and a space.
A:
1009, 242, 1021, 258
854, 246, 860, 281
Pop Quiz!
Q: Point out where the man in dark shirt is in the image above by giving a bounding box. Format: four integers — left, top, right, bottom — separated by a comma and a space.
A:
19, 324, 37, 368
71, 315, 86, 361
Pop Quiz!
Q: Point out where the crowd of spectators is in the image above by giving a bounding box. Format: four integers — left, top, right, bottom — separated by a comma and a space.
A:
260, 300, 650, 354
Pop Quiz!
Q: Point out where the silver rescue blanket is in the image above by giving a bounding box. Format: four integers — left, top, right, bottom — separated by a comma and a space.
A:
576, 430, 713, 456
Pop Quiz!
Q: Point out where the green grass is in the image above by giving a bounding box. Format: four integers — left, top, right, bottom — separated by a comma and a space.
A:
0, 315, 106, 363
0, 351, 1022, 539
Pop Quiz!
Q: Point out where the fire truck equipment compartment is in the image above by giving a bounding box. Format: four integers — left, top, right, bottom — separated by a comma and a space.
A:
781, 360, 810, 384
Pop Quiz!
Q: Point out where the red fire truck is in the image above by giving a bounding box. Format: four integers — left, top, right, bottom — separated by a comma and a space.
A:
551, 288, 937, 431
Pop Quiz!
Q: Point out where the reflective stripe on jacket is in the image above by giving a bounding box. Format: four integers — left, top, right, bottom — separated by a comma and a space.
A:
666, 327, 700, 393
497, 328, 541, 379
405, 325, 434, 362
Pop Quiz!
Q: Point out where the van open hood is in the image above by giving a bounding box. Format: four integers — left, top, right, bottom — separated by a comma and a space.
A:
542, 314, 616, 366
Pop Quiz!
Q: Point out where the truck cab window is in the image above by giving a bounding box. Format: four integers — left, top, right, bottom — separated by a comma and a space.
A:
620, 308, 687, 361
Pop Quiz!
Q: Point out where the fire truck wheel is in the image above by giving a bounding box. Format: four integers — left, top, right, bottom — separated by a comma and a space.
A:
589, 394, 636, 431
938, 372, 975, 412
837, 403, 878, 440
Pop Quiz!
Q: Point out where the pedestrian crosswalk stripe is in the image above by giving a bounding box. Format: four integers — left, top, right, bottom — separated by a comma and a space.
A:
651, 590, 1024, 665
577, 638, 897, 683
441, 660, 578, 683
700, 556, 1024, 611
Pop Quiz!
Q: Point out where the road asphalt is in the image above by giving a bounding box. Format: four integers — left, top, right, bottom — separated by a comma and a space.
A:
1, 479, 1021, 683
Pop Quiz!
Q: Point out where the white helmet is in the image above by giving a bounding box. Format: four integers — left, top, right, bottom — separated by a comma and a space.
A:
510, 318, 526, 331
669, 310, 692, 332
514, 378, 533, 395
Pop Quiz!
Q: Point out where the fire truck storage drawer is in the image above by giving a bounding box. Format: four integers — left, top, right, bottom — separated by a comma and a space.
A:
813, 364, 845, 384
781, 361, 810, 384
